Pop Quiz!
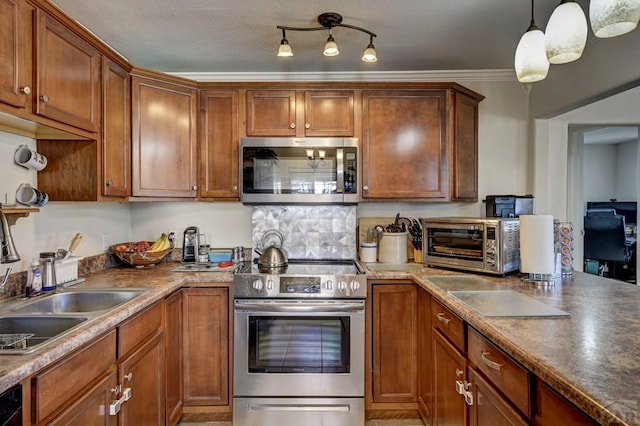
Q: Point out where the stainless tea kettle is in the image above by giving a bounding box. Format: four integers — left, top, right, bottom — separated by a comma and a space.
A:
255, 230, 288, 273
0, 211, 20, 264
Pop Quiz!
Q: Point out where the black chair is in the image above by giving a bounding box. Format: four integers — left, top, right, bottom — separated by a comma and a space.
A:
583, 209, 632, 280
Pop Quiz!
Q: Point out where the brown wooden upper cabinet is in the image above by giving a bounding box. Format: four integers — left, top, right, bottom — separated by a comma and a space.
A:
102, 57, 131, 197
34, 9, 100, 133
131, 72, 198, 198
362, 88, 482, 201
199, 90, 239, 199
246, 90, 354, 137
0, 0, 33, 110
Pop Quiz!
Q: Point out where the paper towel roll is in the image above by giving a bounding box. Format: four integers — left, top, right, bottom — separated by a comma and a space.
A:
519, 215, 555, 273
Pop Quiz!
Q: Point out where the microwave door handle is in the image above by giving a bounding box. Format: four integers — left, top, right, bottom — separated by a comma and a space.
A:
336, 148, 344, 193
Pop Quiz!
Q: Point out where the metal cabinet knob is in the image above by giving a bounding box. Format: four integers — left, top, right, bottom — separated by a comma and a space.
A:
232, 185, 238, 191
105, 180, 113, 186
124, 372, 133, 381
20, 86, 31, 95
39, 94, 49, 103
192, 185, 198, 191
305, 123, 311, 129
363, 185, 369, 191
289, 123, 296, 129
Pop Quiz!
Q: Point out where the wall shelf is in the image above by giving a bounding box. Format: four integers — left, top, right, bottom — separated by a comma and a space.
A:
0, 207, 39, 226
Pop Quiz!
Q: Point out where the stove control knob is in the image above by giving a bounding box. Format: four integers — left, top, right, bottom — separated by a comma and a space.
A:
266, 279, 275, 290
337, 280, 347, 291
252, 279, 263, 291
325, 280, 333, 290
350, 280, 361, 292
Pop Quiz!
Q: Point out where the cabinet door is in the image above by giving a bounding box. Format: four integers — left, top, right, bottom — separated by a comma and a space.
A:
452, 92, 480, 201
119, 332, 164, 426
131, 75, 197, 197
246, 90, 296, 136
304, 90, 354, 136
417, 287, 432, 422
165, 290, 183, 426
362, 90, 449, 200
34, 9, 100, 132
433, 329, 467, 426
468, 367, 528, 426
371, 284, 418, 403
533, 378, 599, 426
199, 90, 239, 199
102, 57, 130, 197
183, 287, 230, 407
48, 371, 118, 426
0, 0, 32, 109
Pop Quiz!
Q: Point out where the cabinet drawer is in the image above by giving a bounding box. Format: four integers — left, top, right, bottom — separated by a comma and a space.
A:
431, 298, 465, 352
118, 301, 162, 357
33, 330, 116, 423
468, 326, 531, 416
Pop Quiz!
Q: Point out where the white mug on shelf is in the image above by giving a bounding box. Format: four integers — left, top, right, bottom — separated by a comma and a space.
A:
15, 183, 49, 207
14, 145, 47, 171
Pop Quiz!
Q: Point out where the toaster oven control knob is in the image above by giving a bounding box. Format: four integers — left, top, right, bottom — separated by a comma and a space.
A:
266, 279, 275, 290
337, 280, 347, 291
486, 247, 496, 255
486, 258, 496, 266
252, 279, 264, 291
324, 280, 333, 290
350, 280, 360, 292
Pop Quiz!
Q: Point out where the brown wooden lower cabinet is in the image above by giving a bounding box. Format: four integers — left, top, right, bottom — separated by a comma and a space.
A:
417, 287, 433, 422
533, 378, 599, 426
468, 367, 528, 426
182, 287, 230, 409
165, 289, 184, 425
47, 371, 118, 426
432, 329, 467, 425
370, 283, 419, 405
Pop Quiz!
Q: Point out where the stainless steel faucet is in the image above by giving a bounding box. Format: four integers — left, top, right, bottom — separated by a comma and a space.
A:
0, 211, 20, 264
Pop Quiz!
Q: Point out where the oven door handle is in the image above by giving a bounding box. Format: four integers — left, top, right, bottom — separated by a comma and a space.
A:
249, 403, 351, 412
234, 302, 364, 313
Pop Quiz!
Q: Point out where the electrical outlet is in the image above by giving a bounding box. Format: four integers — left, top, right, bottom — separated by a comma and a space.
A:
102, 233, 111, 251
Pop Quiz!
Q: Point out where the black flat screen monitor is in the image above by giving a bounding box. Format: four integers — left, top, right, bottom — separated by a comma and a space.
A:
586, 201, 637, 224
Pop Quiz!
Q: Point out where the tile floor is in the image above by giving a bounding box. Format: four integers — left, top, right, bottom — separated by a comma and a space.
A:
178, 420, 424, 426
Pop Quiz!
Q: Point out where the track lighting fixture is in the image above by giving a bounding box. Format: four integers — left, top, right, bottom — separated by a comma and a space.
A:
277, 12, 377, 63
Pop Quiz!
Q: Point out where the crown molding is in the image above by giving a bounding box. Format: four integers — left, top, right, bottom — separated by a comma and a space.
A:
168, 69, 516, 83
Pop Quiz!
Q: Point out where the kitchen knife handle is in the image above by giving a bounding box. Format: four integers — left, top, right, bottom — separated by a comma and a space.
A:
68, 233, 83, 254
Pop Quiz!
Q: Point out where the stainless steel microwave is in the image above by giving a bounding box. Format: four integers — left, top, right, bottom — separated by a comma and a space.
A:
239, 137, 359, 204
421, 217, 520, 275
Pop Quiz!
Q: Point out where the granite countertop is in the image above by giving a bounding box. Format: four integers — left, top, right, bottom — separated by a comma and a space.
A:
0, 261, 638, 425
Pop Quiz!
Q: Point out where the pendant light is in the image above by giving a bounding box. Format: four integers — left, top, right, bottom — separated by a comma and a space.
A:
514, 0, 549, 83
362, 35, 377, 62
277, 29, 293, 57
323, 29, 339, 56
590, 0, 640, 38
545, 0, 588, 64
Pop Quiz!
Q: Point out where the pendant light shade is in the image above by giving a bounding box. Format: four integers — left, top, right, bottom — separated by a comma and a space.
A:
545, 0, 588, 64
514, 0, 549, 83
590, 0, 640, 38
323, 31, 339, 56
515, 27, 549, 83
277, 29, 293, 57
362, 35, 377, 62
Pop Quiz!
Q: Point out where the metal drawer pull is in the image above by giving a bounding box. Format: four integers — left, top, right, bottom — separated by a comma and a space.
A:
481, 351, 504, 371
249, 403, 350, 412
437, 312, 451, 324
464, 390, 474, 406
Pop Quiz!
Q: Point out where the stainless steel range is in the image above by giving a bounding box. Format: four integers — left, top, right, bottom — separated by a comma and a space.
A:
232, 259, 366, 426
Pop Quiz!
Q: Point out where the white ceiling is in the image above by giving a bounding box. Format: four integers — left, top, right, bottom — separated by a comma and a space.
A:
583, 126, 639, 145
48, 0, 593, 76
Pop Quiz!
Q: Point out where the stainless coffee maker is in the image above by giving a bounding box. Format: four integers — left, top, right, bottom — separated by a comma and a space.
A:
0, 211, 20, 264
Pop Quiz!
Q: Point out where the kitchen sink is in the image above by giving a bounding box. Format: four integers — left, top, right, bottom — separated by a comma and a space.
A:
10, 289, 147, 314
0, 315, 88, 354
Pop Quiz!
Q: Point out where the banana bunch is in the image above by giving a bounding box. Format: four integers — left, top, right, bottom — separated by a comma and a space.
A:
147, 233, 171, 252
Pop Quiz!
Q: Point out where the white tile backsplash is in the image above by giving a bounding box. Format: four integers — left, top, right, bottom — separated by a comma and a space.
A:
252, 205, 357, 260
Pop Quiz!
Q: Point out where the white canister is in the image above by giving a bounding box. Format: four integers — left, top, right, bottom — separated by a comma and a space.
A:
378, 232, 408, 263
360, 242, 377, 263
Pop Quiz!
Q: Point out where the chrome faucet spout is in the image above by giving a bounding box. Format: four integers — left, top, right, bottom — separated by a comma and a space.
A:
0, 211, 20, 264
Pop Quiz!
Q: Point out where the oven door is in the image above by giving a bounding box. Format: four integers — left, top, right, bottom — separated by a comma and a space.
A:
425, 222, 487, 270
233, 299, 364, 397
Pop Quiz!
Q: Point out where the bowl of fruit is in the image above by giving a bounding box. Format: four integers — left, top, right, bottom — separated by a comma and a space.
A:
111, 233, 172, 267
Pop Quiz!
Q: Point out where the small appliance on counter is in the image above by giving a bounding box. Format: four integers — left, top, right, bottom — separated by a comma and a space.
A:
182, 226, 199, 263
485, 194, 534, 218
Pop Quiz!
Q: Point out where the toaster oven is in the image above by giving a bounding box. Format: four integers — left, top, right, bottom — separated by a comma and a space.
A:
421, 217, 520, 275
